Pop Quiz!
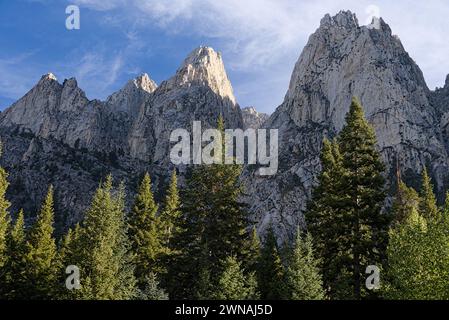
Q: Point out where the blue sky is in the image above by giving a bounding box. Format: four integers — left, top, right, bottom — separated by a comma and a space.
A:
1, 0, 449, 114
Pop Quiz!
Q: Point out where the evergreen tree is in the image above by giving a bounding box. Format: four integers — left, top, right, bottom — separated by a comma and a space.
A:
257, 226, 285, 300
0, 140, 11, 279
242, 226, 261, 273
160, 170, 181, 247
23, 186, 58, 299
283, 228, 325, 300
128, 173, 162, 286
337, 97, 388, 299
391, 181, 420, 225
167, 116, 249, 299
212, 256, 259, 300
1, 210, 26, 299
138, 273, 169, 300
306, 138, 349, 298
57, 224, 85, 300
77, 176, 137, 300
418, 168, 439, 221
307, 98, 389, 300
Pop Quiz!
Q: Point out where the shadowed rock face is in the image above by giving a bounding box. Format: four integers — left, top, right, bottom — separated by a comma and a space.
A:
1, 12, 449, 241
243, 11, 449, 241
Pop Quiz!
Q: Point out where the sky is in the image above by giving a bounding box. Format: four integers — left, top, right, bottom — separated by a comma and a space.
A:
1, 0, 449, 114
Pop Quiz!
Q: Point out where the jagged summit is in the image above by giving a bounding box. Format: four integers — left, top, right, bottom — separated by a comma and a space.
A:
165, 46, 236, 105
41, 72, 58, 81
242, 107, 269, 129
130, 73, 158, 93
320, 10, 359, 29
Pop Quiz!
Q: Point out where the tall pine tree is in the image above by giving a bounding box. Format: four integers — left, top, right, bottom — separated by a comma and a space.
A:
128, 173, 162, 287
307, 98, 389, 300
283, 229, 325, 300
257, 226, 285, 300
0, 140, 11, 281
418, 168, 439, 221
1, 210, 26, 299
159, 170, 181, 248
306, 138, 348, 298
167, 116, 249, 299
77, 176, 137, 300
212, 256, 259, 300
23, 186, 58, 299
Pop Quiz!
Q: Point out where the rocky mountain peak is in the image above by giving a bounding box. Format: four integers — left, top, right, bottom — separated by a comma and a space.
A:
165, 46, 236, 105
320, 10, 359, 30
131, 73, 158, 93
242, 107, 269, 129
40, 72, 58, 82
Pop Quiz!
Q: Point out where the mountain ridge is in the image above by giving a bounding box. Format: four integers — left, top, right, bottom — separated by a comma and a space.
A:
1, 11, 449, 241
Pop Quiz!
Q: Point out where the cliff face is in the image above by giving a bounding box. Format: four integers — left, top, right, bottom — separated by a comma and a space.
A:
1, 12, 449, 241
243, 11, 449, 240
0, 47, 243, 228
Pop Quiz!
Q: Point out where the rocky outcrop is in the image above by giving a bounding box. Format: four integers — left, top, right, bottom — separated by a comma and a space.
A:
0, 47, 243, 230
244, 11, 449, 241
242, 107, 269, 129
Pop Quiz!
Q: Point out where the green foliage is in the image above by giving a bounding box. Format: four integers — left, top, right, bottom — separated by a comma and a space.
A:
160, 170, 181, 248
384, 208, 449, 299
242, 226, 261, 273
419, 168, 439, 221
0, 161, 11, 273
137, 273, 169, 300
307, 97, 389, 300
283, 229, 325, 300
128, 173, 162, 286
1, 210, 26, 299
391, 181, 420, 225
76, 176, 137, 300
23, 186, 58, 299
257, 226, 285, 300
212, 256, 259, 300
167, 116, 249, 299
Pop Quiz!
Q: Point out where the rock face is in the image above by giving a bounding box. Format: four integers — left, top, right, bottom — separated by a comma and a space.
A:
244, 11, 449, 241
242, 107, 269, 129
2, 13, 449, 241
0, 47, 243, 229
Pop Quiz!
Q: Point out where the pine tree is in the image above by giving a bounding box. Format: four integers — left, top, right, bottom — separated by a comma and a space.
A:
57, 224, 85, 300
306, 98, 389, 300
23, 186, 58, 299
212, 256, 259, 300
257, 226, 285, 300
283, 228, 325, 300
138, 273, 169, 300
418, 168, 439, 221
160, 170, 181, 247
242, 226, 261, 273
128, 173, 162, 286
77, 176, 137, 300
167, 116, 249, 299
0, 140, 11, 279
1, 210, 26, 299
391, 181, 420, 225
305, 138, 349, 298
337, 97, 389, 299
